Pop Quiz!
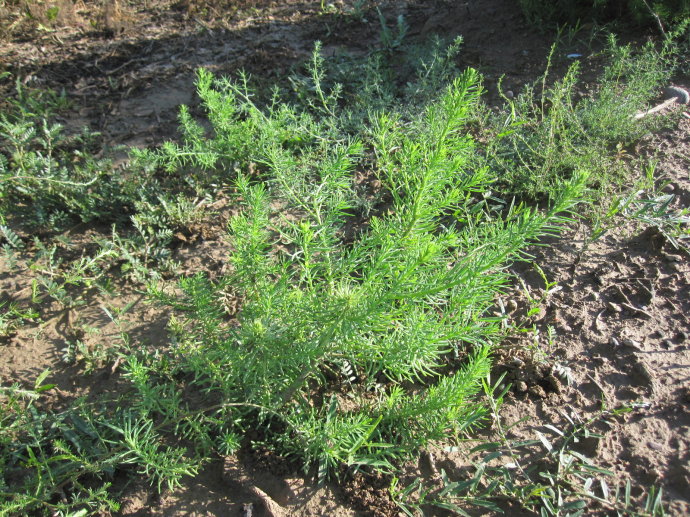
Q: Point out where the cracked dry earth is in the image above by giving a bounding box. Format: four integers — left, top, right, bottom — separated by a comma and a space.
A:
0, 0, 689, 515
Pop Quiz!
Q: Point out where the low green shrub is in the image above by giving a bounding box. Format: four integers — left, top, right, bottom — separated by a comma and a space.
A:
483, 37, 671, 202
0, 370, 202, 515
144, 64, 585, 480
0, 77, 144, 230
0, 115, 121, 228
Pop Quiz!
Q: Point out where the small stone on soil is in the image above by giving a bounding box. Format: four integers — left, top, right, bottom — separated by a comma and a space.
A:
529, 385, 547, 398
510, 357, 525, 368
622, 338, 643, 351
647, 441, 664, 452
608, 302, 622, 313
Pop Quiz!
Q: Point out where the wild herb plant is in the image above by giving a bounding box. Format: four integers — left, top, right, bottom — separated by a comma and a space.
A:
129, 67, 321, 185
110, 217, 179, 282
2, 74, 69, 122
377, 7, 408, 51
26, 237, 118, 310
0, 300, 38, 337
0, 74, 200, 291
626, 191, 690, 250
0, 74, 202, 264
620, 163, 690, 250
0, 369, 205, 515
587, 161, 690, 249
0, 111, 122, 229
132, 37, 469, 189
0, 31, 678, 516
484, 36, 671, 202
141, 63, 585, 481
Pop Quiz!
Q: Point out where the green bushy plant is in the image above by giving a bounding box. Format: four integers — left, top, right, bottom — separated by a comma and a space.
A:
6, 32, 673, 514
0, 116, 119, 228
0, 300, 37, 337
484, 37, 670, 201
131, 35, 469, 188
0, 76, 204, 239
0, 369, 203, 515
0, 77, 134, 230
129, 67, 322, 187
142, 64, 585, 480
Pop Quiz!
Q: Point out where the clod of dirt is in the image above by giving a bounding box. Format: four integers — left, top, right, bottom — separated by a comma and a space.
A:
682, 387, 690, 403
573, 434, 602, 457
621, 338, 643, 352
528, 384, 548, 398
223, 456, 288, 517
418, 450, 439, 479
629, 359, 655, 390
340, 469, 398, 517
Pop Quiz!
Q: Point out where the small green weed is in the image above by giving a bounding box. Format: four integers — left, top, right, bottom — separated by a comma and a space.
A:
0, 369, 204, 515
377, 7, 408, 51
0, 97, 122, 229
623, 171, 690, 250
588, 161, 690, 251
0, 300, 38, 337
28, 238, 118, 309
483, 36, 671, 204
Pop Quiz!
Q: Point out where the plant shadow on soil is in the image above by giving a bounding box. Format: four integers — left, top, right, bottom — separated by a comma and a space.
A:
1, 0, 689, 515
